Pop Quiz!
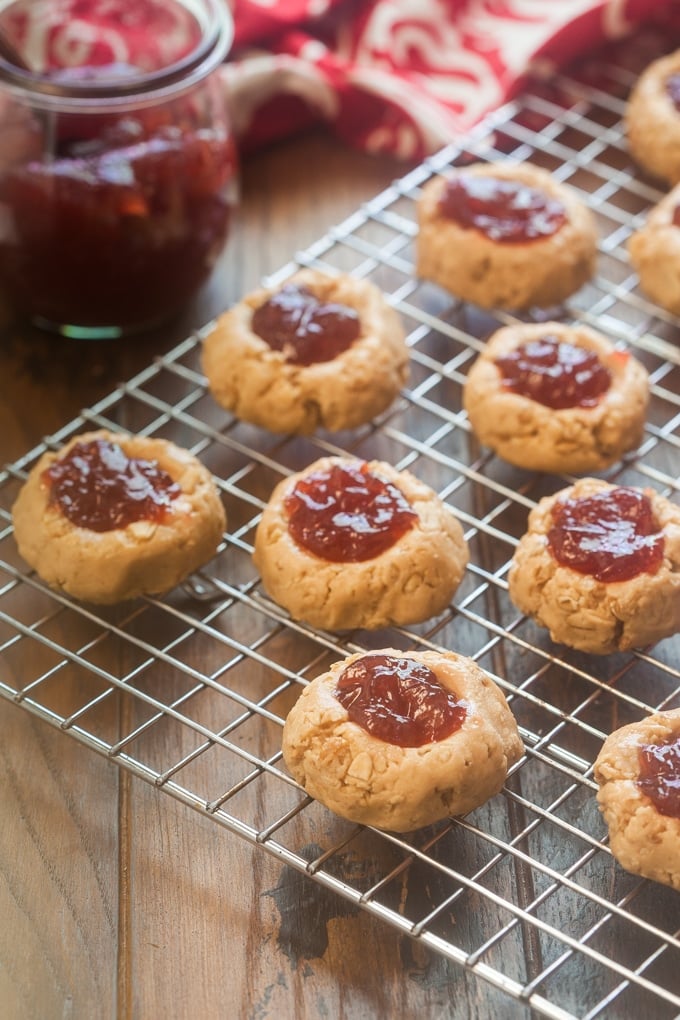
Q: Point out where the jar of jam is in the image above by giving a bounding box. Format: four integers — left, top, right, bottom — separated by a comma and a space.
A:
0, 0, 236, 338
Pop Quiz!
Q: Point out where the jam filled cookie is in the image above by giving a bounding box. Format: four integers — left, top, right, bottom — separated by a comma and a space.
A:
282, 647, 523, 832
594, 709, 680, 890
508, 478, 680, 654
463, 322, 649, 474
416, 161, 597, 310
626, 49, 680, 185
202, 268, 409, 435
253, 456, 469, 631
12, 430, 226, 604
627, 181, 680, 316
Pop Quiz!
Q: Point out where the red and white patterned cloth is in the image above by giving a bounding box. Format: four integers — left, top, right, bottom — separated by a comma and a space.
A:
2, 0, 679, 160
226, 0, 679, 159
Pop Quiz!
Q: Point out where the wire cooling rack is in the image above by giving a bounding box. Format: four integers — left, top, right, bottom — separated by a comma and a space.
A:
1, 29, 680, 1020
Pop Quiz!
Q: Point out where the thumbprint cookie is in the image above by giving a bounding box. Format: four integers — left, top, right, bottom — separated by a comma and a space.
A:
416, 161, 597, 310
282, 647, 523, 832
202, 269, 409, 435
12, 429, 226, 604
463, 321, 648, 474
253, 456, 468, 631
626, 48, 680, 185
594, 709, 680, 890
508, 478, 680, 654
628, 181, 680, 316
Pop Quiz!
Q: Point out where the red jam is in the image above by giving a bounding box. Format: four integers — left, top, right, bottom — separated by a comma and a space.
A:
495, 335, 612, 409
0, 99, 235, 329
547, 487, 664, 583
637, 734, 680, 818
44, 437, 181, 532
437, 174, 567, 243
335, 653, 467, 747
284, 461, 417, 563
672, 204, 680, 228
666, 73, 680, 111
251, 283, 361, 365
0, 0, 235, 329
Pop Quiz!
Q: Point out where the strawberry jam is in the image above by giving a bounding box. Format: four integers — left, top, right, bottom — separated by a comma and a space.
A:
0, 0, 235, 335
335, 653, 467, 747
637, 734, 680, 818
547, 487, 664, 583
0, 114, 235, 332
495, 335, 612, 409
437, 174, 567, 243
44, 437, 181, 532
284, 461, 417, 562
251, 283, 361, 365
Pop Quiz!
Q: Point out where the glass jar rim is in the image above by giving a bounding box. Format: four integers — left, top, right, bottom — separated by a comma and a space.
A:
0, 0, 234, 110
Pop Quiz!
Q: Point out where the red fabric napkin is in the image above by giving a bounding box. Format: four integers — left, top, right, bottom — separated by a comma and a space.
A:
3, 0, 678, 161
225, 0, 679, 160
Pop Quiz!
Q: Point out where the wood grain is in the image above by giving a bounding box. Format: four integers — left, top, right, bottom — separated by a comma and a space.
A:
0, 132, 538, 1020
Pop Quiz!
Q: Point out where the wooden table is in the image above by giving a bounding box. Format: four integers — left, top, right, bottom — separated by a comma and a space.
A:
0, 132, 523, 1020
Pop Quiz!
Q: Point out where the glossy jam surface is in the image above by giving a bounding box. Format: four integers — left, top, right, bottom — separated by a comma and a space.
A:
0, 104, 235, 329
437, 174, 567, 243
547, 487, 664, 583
637, 734, 680, 818
666, 73, 680, 111
44, 437, 181, 532
251, 283, 361, 365
335, 653, 467, 747
495, 335, 612, 409
0, 0, 235, 334
672, 203, 680, 228
284, 461, 417, 563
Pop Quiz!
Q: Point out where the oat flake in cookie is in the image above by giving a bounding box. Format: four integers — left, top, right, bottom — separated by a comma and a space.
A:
508, 478, 680, 655
463, 321, 649, 474
594, 709, 680, 890
416, 161, 597, 310
12, 429, 226, 604
202, 268, 409, 435
253, 456, 469, 631
282, 648, 524, 832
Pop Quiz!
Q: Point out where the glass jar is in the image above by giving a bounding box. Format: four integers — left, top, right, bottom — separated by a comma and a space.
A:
0, 0, 237, 338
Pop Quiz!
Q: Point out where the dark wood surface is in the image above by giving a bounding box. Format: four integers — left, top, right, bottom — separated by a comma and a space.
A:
0, 132, 531, 1020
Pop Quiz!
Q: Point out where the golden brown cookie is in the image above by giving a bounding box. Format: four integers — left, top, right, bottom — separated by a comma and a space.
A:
416, 161, 597, 310
253, 456, 469, 631
12, 429, 226, 604
463, 321, 649, 473
627, 181, 680, 315
282, 647, 524, 832
594, 709, 680, 890
201, 268, 409, 435
626, 48, 680, 185
508, 478, 680, 654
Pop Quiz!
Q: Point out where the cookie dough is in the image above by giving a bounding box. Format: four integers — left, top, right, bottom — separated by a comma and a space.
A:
627, 181, 680, 315
12, 429, 226, 604
416, 161, 598, 310
594, 709, 680, 890
253, 456, 469, 631
282, 647, 524, 831
508, 478, 680, 654
463, 321, 649, 473
202, 268, 409, 434
626, 48, 680, 185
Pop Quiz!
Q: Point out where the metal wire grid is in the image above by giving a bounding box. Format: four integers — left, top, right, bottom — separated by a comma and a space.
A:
1, 33, 680, 1020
